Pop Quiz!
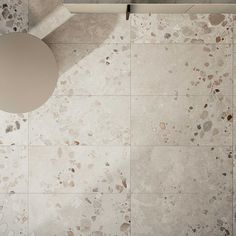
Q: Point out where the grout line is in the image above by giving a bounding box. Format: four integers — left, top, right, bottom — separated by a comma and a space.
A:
3, 192, 232, 195
47, 42, 233, 45
27, 113, 30, 236
129, 17, 132, 235
0, 190, 232, 196
51, 94, 234, 97
27, 1, 29, 235
232, 14, 234, 236
1, 144, 234, 147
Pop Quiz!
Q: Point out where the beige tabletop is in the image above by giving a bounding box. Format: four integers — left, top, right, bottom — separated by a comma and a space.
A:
0, 32, 58, 113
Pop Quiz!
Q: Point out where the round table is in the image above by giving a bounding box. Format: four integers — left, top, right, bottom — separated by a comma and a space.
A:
0, 32, 58, 113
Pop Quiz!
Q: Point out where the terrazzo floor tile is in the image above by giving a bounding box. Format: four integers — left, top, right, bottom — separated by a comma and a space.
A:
29, 0, 62, 28
0, 0, 28, 35
0, 194, 28, 236
131, 146, 232, 194
0, 146, 27, 194
132, 44, 232, 96
29, 96, 130, 146
132, 194, 232, 236
131, 14, 233, 44
29, 146, 130, 193
29, 194, 130, 236
45, 14, 130, 44
131, 95, 232, 145
51, 43, 130, 95
0, 112, 28, 145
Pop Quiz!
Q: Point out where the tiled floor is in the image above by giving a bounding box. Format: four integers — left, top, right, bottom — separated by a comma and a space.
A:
0, 1, 236, 236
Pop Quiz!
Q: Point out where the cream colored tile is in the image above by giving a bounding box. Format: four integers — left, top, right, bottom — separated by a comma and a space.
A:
51, 43, 130, 95
131, 14, 233, 43
0, 0, 28, 35
0, 146, 27, 193
132, 44, 232, 95
0, 112, 28, 145
132, 194, 232, 236
29, 96, 130, 145
29, 146, 130, 193
131, 146, 232, 194
0, 194, 28, 235
45, 14, 130, 43
29, 194, 130, 235
131, 95, 232, 145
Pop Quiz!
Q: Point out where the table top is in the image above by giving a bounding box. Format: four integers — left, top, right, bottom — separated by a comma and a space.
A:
0, 33, 58, 113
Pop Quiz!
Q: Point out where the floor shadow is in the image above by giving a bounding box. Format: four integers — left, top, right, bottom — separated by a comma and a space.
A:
42, 13, 125, 83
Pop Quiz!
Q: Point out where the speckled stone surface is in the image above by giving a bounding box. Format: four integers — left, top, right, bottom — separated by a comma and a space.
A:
0, 1, 236, 235
132, 95, 232, 146
132, 194, 232, 236
29, 96, 130, 145
0, 194, 28, 235
131, 14, 233, 43
0, 0, 28, 34
132, 44, 232, 96
29, 146, 130, 193
51, 43, 131, 95
29, 194, 131, 235
131, 146, 232, 194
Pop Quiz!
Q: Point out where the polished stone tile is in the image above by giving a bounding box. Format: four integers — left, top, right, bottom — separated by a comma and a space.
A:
131, 146, 232, 194
131, 95, 232, 145
29, 146, 130, 193
0, 112, 28, 145
131, 14, 233, 44
29, 0, 62, 28
45, 14, 130, 43
0, 194, 28, 235
0, 146, 27, 193
132, 194, 232, 236
132, 44, 232, 95
0, 0, 28, 34
29, 194, 130, 235
29, 96, 130, 145
51, 43, 130, 95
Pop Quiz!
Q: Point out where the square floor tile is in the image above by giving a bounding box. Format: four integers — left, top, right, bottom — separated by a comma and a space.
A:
0, 112, 28, 145
132, 44, 232, 95
132, 193, 232, 236
131, 14, 233, 44
45, 14, 130, 44
0, 146, 28, 193
29, 194, 130, 235
51, 43, 130, 95
0, 0, 28, 34
29, 146, 130, 193
131, 95, 232, 145
131, 146, 232, 194
29, 96, 130, 145
0, 194, 28, 235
